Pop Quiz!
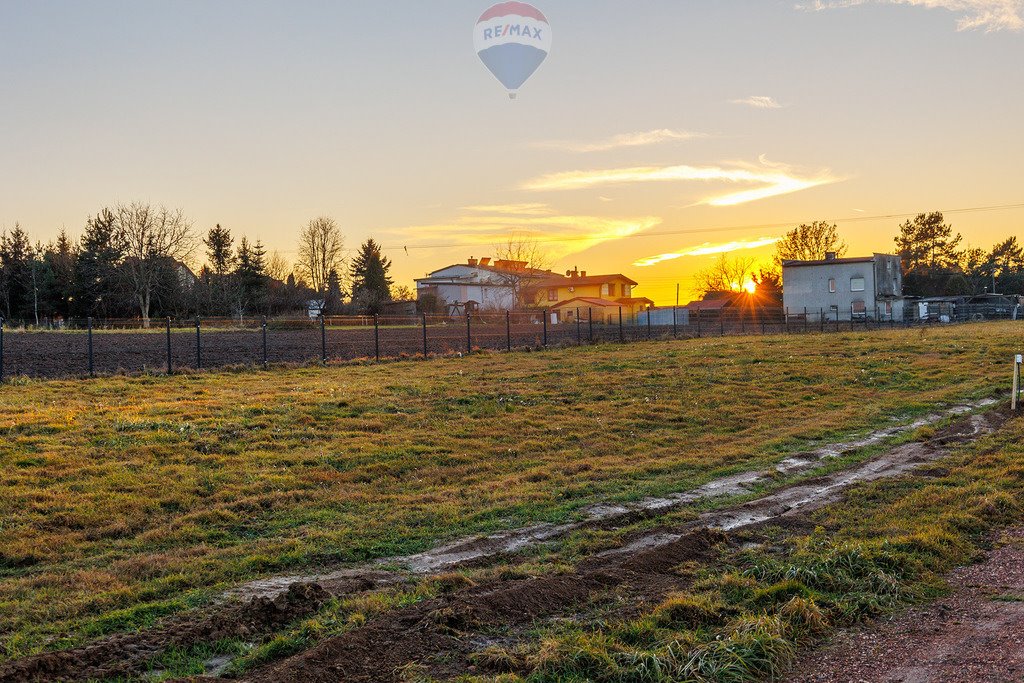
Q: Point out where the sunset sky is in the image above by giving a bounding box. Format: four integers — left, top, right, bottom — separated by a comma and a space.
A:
2, 0, 1022, 304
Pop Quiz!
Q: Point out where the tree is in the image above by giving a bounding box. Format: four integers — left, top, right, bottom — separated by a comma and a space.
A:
752, 268, 782, 304
296, 217, 345, 299
349, 239, 393, 314
773, 221, 847, 267
694, 254, 758, 298
204, 224, 235, 277
0, 225, 34, 320
74, 209, 124, 318
391, 284, 415, 301
43, 231, 77, 319
989, 236, 1024, 276
895, 212, 963, 273
264, 250, 292, 283
493, 235, 552, 308
113, 202, 197, 327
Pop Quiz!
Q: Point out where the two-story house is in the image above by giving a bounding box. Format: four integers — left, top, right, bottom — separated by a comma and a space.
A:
415, 257, 553, 314
782, 252, 904, 321
537, 268, 653, 324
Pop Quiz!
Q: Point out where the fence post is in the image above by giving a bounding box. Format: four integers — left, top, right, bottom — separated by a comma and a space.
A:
262, 317, 268, 368
422, 313, 429, 358
588, 307, 593, 342
804, 307, 808, 334
0, 317, 4, 383
1013, 355, 1021, 412
87, 316, 94, 377
697, 309, 702, 337
166, 317, 172, 375
672, 306, 677, 338
506, 310, 511, 352
618, 307, 624, 342
820, 308, 825, 333
761, 312, 766, 335
466, 313, 472, 354
195, 316, 201, 370
646, 308, 652, 340
720, 310, 725, 336
785, 307, 789, 334
576, 308, 581, 344
320, 314, 327, 365
373, 314, 380, 362
543, 309, 548, 347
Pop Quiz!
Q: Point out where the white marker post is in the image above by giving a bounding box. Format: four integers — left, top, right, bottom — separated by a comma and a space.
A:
1014, 355, 1022, 412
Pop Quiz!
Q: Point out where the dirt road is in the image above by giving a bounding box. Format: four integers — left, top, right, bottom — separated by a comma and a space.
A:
787, 527, 1024, 683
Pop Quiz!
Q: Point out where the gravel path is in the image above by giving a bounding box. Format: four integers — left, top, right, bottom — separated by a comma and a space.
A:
787, 527, 1024, 683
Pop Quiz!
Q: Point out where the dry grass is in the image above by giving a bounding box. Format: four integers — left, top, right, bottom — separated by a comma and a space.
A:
0, 323, 1019, 659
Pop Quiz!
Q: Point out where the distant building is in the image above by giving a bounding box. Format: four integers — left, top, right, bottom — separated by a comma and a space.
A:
537, 268, 653, 323
415, 257, 553, 314
782, 253, 904, 321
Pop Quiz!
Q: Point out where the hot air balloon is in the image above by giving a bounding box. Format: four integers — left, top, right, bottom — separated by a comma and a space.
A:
474, 2, 551, 99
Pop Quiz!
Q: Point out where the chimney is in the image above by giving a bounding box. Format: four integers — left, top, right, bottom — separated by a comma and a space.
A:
479, 257, 491, 266
581, 271, 587, 277
468, 256, 478, 267
825, 252, 837, 261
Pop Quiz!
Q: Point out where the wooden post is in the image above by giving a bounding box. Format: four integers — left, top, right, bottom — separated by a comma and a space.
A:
618, 307, 624, 342
195, 316, 201, 370
543, 309, 548, 347
588, 307, 593, 342
506, 310, 511, 352
672, 306, 677, 338
576, 308, 581, 344
466, 313, 471, 354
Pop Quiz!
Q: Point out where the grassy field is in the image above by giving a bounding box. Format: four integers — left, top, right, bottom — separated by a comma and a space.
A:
0, 322, 1019, 662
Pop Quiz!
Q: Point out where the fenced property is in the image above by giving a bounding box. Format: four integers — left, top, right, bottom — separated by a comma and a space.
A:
0, 304, 1019, 381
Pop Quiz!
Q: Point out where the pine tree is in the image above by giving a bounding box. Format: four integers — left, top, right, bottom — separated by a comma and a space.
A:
74, 209, 124, 318
204, 224, 235, 277
349, 239, 393, 314
0, 225, 34, 320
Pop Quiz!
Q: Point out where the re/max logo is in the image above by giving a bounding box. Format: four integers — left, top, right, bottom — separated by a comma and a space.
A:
482, 24, 544, 41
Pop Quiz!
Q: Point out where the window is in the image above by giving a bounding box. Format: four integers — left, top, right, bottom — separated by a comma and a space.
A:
850, 277, 865, 292
601, 284, 609, 296
885, 301, 893, 317
547, 288, 558, 302
622, 284, 632, 297
608, 283, 617, 297
828, 278, 836, 293
852, 300, 866, 318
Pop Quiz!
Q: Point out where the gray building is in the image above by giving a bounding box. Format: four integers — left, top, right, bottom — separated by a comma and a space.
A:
782, 253, 904, 321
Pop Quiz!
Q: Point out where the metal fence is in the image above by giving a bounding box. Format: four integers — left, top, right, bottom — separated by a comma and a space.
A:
0, 305, 1018, 381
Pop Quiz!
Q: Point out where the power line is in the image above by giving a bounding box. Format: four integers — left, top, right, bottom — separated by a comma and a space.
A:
379, 201, 1024, 253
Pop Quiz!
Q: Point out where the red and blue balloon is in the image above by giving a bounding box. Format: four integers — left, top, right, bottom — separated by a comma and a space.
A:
474, 2, 551, 99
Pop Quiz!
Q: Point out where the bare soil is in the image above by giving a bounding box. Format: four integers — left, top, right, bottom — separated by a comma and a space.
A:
786, 527, 1024, 683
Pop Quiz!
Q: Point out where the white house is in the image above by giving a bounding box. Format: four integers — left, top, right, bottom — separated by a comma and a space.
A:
782, 252, 904, 321
415, 257, 553, 314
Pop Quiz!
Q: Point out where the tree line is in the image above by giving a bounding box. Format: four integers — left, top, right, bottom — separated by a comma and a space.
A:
0, 203, 402, 326
696, 213, 1022, 300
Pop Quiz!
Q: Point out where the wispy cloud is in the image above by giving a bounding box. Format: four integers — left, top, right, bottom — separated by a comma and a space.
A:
534, 129, 708, 153
522, 159, 842, 207
800, 0, 1023, 31
730, 95, 783, 109
386, 204, 661, 260
633, 237, 781, 267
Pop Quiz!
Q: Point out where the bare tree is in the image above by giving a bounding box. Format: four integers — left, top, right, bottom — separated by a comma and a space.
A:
296, 217, 345, 298
773, 221, 847, 268
264, 250, 293, 283
694, 254, 758, 298
492, 235, 553, 308
114, 202, 197, 327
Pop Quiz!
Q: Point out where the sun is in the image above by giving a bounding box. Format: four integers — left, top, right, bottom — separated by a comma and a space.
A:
742, 279, 757, 294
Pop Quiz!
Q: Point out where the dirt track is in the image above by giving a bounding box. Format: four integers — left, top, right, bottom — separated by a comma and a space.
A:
787, 527, 1024, 683
0, 404, 1007, 682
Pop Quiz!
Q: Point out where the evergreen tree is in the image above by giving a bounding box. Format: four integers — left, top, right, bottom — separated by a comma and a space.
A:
349, 239, 393, 314
74, 209, 124, 318
894, 212, 964, 297
0, 225, 34, 320
204, 224, 235, 277
42, 231, 78, 319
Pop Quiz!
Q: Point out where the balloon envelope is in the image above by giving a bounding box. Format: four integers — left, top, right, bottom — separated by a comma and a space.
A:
474, 2, 551, 96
